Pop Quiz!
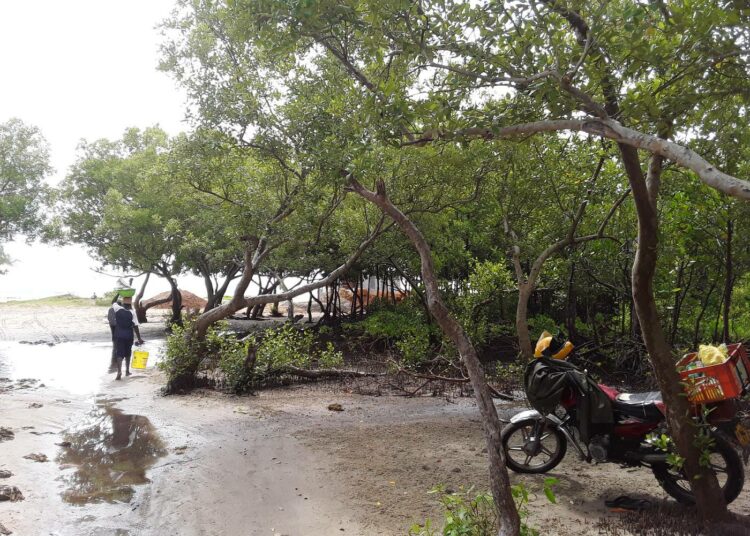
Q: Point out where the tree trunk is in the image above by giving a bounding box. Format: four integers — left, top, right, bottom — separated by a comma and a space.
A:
622, 146, 727, 520
323, 284, 333, 320
516, 284, 534, 360
351, 179, 521, 536
375, 265, 380, 302
347, 279, 358, 319
506, 183, 628, 360
359, 273, 366, 317
274, 275, 295, 320
310, 291, 326, 321
195, 240, 263, 339
722, 218, 734, 343
133, 272, 151, 324
204, 265, 241, 312
333, 280, 341, 319
165, 275, 182, 326
201, 272, 216, 314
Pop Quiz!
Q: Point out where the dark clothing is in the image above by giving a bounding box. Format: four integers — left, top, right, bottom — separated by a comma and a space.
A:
114, 308, 136, 342
107, 306, 117, 328
108, 306, 118, 364
524, 357, 613, 443
115, 338, 134, 360
114, 307, 136, 361
110, 324, 117, 363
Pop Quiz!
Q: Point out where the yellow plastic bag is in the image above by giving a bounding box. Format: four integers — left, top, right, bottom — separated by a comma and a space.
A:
534, 331, 574, 360
697, 344, 728, 366
534, 331, 553, 358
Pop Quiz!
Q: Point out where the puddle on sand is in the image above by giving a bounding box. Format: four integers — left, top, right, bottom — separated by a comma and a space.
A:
0, 341, 111, 395
0, 340, 164, 395
57, 401, 166, 505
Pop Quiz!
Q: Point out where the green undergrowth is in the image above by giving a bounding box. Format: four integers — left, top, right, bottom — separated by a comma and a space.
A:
409, 479, 558, 536
161, 320, 344, 393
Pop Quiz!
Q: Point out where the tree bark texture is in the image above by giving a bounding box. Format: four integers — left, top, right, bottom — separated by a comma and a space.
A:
165, 275, 183, 326
408, 118, 750, 200
133, 272, 151, 324
195, 238, 266, 338
350, 179, 521, 536
623, 147, 727, 520
204, 265, 241, 312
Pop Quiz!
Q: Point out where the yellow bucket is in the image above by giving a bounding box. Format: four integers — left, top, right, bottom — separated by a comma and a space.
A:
132, 350, 149, 369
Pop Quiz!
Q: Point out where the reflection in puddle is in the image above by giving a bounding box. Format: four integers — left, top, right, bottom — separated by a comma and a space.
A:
57, 402, 166, 505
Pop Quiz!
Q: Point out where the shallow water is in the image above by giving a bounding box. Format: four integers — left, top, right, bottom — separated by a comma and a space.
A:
0, 341, 162, 395
57, 400, 167, 505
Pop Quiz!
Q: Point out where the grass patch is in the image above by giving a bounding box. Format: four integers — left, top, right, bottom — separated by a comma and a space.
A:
0, 294, 110, 308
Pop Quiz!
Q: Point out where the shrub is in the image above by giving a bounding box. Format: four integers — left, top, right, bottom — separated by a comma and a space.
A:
217, 334, 253, 393
526, 314, 562, 337
163, 321, 346, 393
255, 323, 316, 371
317, 341, 344, 368
409, 480, 557, 536
455, 260, 516, 347
396, 329, 433, 366
347, 298, 438, 366
160, 320, 204, 391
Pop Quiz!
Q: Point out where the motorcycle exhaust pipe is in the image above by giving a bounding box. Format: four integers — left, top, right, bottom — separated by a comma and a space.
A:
624, 452, 669, 464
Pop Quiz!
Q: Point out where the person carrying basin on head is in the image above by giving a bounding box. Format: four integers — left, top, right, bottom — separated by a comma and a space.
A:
107, 294, 123, 372
113, 294, 144, 380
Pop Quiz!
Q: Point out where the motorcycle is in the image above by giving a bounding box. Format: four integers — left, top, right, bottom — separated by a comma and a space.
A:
501, 333, 749, 505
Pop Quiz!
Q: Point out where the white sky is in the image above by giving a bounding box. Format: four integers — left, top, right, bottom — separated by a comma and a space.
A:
0, 0, 213, 301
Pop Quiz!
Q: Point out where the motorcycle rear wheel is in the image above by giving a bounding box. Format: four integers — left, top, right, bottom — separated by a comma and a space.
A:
651, 433, 745, 505
501, 419, 567, 474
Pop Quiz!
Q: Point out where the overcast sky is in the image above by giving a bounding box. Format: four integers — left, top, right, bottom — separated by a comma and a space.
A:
0, 0, 211, 301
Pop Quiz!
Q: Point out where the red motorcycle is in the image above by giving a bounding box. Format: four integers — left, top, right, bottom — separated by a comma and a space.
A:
501, 335, 749, 505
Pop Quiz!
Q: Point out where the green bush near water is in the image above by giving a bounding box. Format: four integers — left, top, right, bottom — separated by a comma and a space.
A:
162, 321, 344, 393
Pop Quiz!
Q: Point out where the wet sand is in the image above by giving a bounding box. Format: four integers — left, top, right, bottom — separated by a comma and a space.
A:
0, 341, 371, 535
1, 305, 748, 535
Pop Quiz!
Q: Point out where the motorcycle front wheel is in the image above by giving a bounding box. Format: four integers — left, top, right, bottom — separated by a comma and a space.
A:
501, 419, 567, 474
651, 432, 745, 505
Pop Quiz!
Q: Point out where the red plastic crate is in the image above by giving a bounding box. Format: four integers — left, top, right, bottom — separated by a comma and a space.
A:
677, 343, 750, 404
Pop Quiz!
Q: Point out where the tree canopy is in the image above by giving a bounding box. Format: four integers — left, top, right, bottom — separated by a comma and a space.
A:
0, 117, 52, 269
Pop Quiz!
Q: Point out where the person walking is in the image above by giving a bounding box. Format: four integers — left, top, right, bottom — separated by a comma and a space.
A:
107, 295, 122, 373
113, 295, 144, 380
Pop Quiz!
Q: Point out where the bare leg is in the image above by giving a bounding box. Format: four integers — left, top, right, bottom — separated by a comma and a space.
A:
115, 357, 123, 380
125, 354, 131, 376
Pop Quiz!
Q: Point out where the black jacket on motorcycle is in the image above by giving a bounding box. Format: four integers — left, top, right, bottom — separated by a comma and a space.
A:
524, 357, 613, 443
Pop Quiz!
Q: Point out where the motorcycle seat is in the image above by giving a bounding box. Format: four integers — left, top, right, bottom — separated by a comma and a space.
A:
613, 391, 664, 420
616, 392, 662, 405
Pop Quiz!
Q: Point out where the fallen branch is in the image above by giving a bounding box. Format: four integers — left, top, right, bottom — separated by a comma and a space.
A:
277, 366, 386, 379
395, 367, 515, 401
